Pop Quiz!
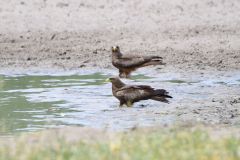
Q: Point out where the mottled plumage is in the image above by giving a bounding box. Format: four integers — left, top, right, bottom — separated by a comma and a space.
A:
108, 77, 172, 107
111, 46, 165, 78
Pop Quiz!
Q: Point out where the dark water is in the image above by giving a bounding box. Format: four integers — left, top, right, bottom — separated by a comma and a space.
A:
0, 70, 239, 135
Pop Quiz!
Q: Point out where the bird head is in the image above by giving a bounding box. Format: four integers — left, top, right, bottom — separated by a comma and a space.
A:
111, 46, 122, 58
105, 77, 118, 83
105, 77, 125, 88
111, 46, 120, 52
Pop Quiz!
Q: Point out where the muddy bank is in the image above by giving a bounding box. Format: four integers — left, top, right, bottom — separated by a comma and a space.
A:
0, 0, 240, 71
0, 30, 239, 71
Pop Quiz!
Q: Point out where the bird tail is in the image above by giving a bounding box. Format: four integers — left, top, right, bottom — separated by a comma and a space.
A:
151, 89, 172, 103
143, 60, 165, 67
142, 56, 165, 67
151, 56, 163, 59
151, 96, 170, 103
154, 89, 172, 98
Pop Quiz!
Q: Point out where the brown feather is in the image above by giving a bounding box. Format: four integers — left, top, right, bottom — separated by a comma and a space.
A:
109, 77, 172, 106
151, 96, 169, 103
111, 46, 165, 78
141, 60, 165, 67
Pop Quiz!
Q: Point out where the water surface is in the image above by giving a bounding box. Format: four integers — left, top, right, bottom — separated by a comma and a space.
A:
0, 70, 239, 135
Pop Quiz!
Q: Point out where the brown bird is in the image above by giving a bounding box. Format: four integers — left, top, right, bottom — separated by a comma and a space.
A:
107, 77, 172, 107
111, 46, 165, 78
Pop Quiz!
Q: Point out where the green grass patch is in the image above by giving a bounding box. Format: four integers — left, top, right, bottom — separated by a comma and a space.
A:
0, 128, 240, 160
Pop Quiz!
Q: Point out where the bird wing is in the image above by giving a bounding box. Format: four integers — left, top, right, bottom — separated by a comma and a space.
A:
115, 57, 151, 68
115, 85, 154, 102
115, 54, 163, 68
121, 55, 162, 59
118, 85, 153, 90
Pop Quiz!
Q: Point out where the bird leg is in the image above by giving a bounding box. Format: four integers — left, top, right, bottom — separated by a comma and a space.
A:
124, 69, 134, 78
119, 101, 125, 107
126, 101, 133, 107
124, 70, 131, 78
119, 69, 132, 78
119, 70, 127, 78
119, 70, 124, 77
120, 100, 132, 107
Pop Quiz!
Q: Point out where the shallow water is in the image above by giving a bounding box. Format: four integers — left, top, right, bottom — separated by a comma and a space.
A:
0, 70, 239, 135
0, 72, 153, 135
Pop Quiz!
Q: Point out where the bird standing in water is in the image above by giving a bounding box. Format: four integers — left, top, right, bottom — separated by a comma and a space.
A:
107, 77, 172, 107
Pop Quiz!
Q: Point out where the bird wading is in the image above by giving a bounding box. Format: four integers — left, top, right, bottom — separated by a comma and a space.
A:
106, 77, 172, 107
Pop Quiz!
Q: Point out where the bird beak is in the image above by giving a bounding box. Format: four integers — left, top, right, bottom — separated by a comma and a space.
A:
105, 78, 111, 82
112, 46, 117, 52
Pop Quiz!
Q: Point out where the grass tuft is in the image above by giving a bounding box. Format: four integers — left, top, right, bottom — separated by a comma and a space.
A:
0, 129, 239, 160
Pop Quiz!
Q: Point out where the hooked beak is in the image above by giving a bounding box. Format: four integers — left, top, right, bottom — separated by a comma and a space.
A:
112, 46, 119, 52
112, 48, 116, 52
105, 78, 111, 82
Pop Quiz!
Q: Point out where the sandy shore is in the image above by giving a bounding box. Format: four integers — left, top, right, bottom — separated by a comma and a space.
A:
0, 0, 239, 71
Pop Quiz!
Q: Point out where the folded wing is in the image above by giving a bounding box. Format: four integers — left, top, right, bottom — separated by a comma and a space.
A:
116, 85, 172, 103
116, 85, 156, 102
115, 56, 163, 68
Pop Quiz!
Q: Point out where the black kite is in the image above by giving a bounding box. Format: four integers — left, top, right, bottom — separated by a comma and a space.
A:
108, 77, 172, 107
111, 46, 165, 78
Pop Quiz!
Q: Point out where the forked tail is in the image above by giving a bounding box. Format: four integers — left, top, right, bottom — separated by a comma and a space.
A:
151, 89, 172, 103
142, 57, 165, 67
